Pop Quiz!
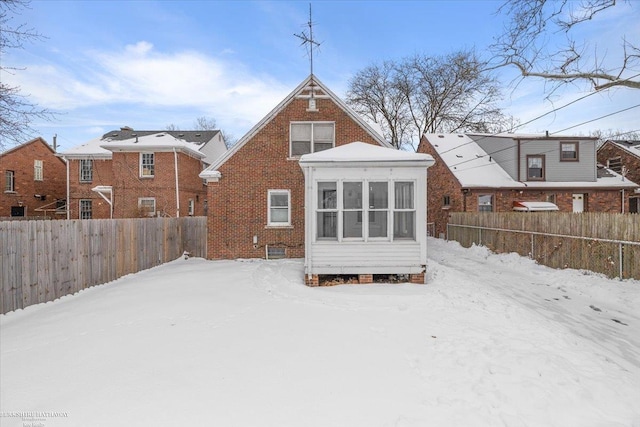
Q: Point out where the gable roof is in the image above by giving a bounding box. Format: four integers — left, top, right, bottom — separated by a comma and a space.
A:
0, 137, 56, 158
100, 133, 205, 159
424, 133, 638, 190
299, 141, 433, 167
599, 139, 640, 160
201, 74, 392, 174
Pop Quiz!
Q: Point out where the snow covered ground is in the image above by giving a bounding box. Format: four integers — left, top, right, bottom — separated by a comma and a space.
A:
1, 238, 639, 427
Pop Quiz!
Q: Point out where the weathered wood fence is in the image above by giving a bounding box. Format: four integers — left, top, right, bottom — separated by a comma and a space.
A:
0, 216, 207, 314
447, 212, 640, 280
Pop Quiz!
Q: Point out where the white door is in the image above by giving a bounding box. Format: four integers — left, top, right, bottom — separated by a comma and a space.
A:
572, 194, 584, 213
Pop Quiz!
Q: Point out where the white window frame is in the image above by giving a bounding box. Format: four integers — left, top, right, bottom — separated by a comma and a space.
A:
34, 160, 43, 181
79, 159, 93, 182
289, 122, 335, 157
5, 170, 15, 192
188, 199, 195, 216
140, 152, 155, 177
342, 181, 364, 239
267, 190, 291, 226
368, 181, 390, 239
138, 197, 156, 217
316, 181, 338, 240
79, 199, 92, 219
393, 181, 416, 240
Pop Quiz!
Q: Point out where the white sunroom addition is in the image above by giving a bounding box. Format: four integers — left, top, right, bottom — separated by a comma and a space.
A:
298, 142, 435, 284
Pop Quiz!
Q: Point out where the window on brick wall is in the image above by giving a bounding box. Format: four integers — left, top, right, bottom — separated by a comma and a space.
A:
268, 190, 291, 226
138, 197, 156, 217
34, 160, 43, 181
80, 159, 93, 182
478, 194, 493, 212
290, 122, 335, 156
79, 199, 92, 219
140, 152, 155, 177
5, 170, 15, 192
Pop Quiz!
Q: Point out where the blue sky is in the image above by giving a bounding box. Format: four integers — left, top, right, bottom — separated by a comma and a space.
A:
3, 0, 639, 150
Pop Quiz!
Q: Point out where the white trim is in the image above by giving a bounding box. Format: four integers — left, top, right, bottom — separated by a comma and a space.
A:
34, 159, 43, 181
138, 197, 156, 217
140, 152, 155, 178
289, 121, 335, 157
201, 75, 392, 174
267, 189, 291, 226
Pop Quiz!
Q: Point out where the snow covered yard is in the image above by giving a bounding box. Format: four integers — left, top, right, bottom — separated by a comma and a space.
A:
1, 238, 639, 427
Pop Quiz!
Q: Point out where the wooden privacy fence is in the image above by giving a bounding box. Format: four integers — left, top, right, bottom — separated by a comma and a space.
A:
0, 216, 207, 314
447, 212, 640, 280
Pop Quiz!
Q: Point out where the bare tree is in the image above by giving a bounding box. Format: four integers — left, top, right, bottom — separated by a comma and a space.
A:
491, 0, 640, 93
347, 50, 513, 149
0, 0, 54, 149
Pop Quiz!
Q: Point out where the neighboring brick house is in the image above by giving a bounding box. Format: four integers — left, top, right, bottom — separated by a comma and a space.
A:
58, 129, 226, 219
419, 133, 639, 238
1, 137, 66, 218
200, 74, 403, 262
597, 140, 640, 213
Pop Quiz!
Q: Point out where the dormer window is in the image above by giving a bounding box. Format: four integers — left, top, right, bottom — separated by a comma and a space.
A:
290, 122, 334, 156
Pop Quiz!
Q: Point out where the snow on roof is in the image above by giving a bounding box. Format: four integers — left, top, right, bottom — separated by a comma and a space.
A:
58, 137, 112, 159
512, 201, 559, 212
298, 141, 434, 165
425, 133, 518, 188
426, 133, 639, 189
604, 140, 640, 159
101, 132, 204, 157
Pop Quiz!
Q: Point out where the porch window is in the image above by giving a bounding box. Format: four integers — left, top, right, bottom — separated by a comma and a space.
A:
138, 197, 156, 217
317, 182, 337, 239
80, 159, 93, 182
478, 194, 493, 212
34, 160, 43, 181
343, 182, 363, 238
290, 122, 335, 156
268, 190, 291, 226
527, 155, 545, 180
368, 182, 388, 238
79, 199, 92, 219
393, 181, 415, 240
560, 142, 578, 161
140, 152, 155, 177
5, 170, 15, 192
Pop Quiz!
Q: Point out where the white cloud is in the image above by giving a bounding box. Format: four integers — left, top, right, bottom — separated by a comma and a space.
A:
4, 41, 292, 138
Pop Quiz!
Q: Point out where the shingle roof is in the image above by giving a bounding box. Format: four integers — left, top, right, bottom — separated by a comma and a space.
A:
101, 129, 219, 145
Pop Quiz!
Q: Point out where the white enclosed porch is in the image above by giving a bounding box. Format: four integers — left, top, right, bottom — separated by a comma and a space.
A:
299, 142, 435, 285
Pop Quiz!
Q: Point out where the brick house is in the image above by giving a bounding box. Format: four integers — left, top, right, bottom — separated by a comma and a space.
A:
199, 75, 434, 283
58, 129, 226, 219
597, 140, 640, 213
1, 137, 66, 218
419, 133, 639, 237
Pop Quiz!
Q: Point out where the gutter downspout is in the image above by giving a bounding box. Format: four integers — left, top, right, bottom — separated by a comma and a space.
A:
174, 148, 180, 217
63, 156, 70, 219
622, 189, 625, 213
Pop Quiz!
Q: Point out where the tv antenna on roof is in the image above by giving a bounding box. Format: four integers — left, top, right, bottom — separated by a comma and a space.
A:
294, 4, 321, 77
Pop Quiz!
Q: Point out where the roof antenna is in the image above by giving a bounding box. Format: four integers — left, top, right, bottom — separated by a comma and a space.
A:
294, 4, 320, 77
294, 4, 321, 110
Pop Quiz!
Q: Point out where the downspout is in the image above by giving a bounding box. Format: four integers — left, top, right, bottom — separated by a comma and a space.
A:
174, 148, 180, 217
62, 156, 70, 219
517, 139, 521, 182
621, 189, 625, 213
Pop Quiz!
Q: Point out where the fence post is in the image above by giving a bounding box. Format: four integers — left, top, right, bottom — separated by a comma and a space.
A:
479, 228, 482, 245
531, 233, 534, 259
619, 243, 623, 280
